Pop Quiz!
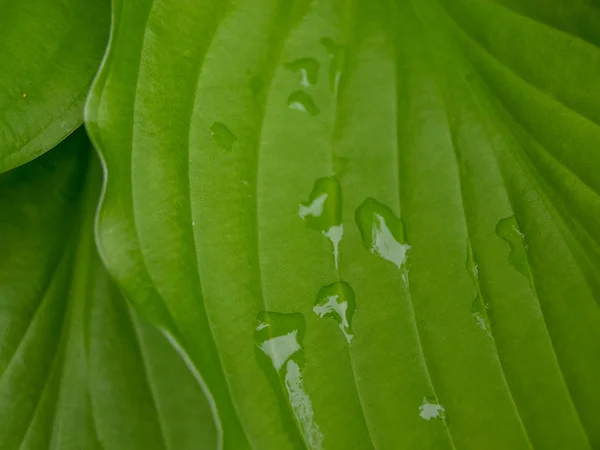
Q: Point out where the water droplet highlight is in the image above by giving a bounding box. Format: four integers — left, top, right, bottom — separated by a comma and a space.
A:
285, 58, 319, 87
355, 198, 410, 270
210, 122, 237, 151
287, 91, 320, 116
313, 282, 356, 343
254, 312, 323, 449
467, 242, 492, 338
321, 37, 343, 93
254, 311, 323, 450
419, 397, 446, 421
299, 177, 343, 268
496, 215, 529, 277
323, 224, 343, 270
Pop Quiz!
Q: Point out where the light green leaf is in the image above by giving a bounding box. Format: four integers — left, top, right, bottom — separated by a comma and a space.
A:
86, 0, 600, 448
0, 130, 217, 449
0, 0, 110, 173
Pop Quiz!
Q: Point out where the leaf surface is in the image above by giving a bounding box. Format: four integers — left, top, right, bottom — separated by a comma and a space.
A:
87, 0, 600, 448
0, 130, 218, 449
0, 0, 110, 172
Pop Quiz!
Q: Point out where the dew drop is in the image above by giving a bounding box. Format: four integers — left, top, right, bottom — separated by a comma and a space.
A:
210, 122, 237, 151
495, 215, 529, 277
355, 198, 410, 270
467, 242, 492, 338
323, 224, 343, 270
419, 397, 446, 421
299, 177, 343, 268
313, 281, 356, 343
255, 311, 305, 372
321, 37, 344, 93
254, 312, 323, 449
287, 91, 320, 116
285, 58, 319, 87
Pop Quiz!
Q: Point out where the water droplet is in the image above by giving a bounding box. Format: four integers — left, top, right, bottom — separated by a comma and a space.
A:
287, 91, 320, 116
285, 58, 319, 87
419, 397, 446, 421
313, 282, 356, 343
254, 312, 323, 449
495, 215, 529, 277
299, 177, 343, 268
355, 198, 410, 270
321, 37, 343, 93
467, 242, 492, 338
210, 122, 237, 151
323, 224, 343, 270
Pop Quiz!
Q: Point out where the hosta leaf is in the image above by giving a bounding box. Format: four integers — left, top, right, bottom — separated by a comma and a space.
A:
87, 0, 600, 448
0, 0, 110, 173
0, 130, 217, 449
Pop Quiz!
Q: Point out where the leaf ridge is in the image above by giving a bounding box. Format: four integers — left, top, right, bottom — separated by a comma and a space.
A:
250, 2, 317, 447
439, 97, 535, 449
325, 6, 377, 446
459, 66, 594, 446
0, 247, 70, 381
174, 1, 256, 447
389, 2, 457, 448
127, 305, 171, 450
437, 0, 600, 190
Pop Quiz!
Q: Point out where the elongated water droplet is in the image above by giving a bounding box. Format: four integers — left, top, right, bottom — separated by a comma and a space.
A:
356, 198, 410, 270
210, 122, 237, 151
323, 224, 343, 270
419, 397, 446, 421
314, 281, 356, 343
285, 58, 319, 87
467, 242, 492, 338
321, 37, 343, 93
287, 91, 320, 116
254, 312, 323, 449
299, 177, 343, 268
496, 215, 529, 277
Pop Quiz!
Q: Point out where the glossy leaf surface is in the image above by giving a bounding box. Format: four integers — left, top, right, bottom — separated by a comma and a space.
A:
0, 0, 110, 172
0, 130, 217, 449
87, 0, 600, 448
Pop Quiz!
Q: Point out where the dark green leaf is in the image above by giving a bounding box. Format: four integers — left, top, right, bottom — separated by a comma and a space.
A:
0, 0, 110, 172
0, 130, 217, 449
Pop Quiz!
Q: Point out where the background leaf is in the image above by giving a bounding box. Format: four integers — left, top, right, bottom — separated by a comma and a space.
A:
0, 0, 110, 173
87, 0, 600, 448
0, 130, 218, 449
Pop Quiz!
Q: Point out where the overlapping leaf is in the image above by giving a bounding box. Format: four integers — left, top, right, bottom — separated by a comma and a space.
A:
87, 0, 600, 449
0, 130, 217, 449
0, 0, 110, 172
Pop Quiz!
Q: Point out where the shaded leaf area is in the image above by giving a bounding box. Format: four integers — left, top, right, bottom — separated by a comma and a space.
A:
0, 0, 110, 173
87, 0, 600, 448
0, 130, 217, 449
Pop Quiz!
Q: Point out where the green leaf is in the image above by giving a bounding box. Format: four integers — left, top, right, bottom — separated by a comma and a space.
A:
0, 0, 110, 173
0, 130, 218, 449
86, 0, 600, 448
